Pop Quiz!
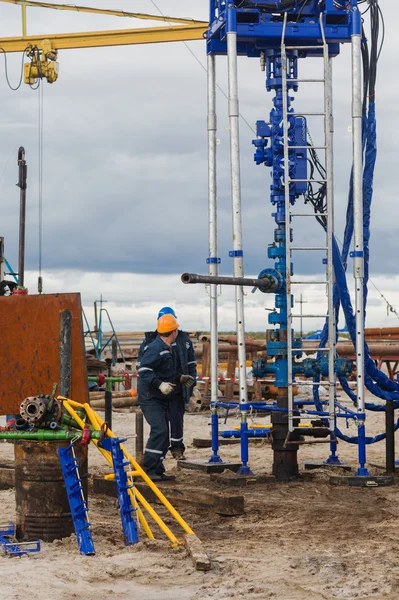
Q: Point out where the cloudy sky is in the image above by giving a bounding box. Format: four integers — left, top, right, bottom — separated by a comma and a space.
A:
0, 0, 398, 334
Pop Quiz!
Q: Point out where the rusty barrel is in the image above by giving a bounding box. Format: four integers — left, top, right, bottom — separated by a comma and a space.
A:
14, 440, 88, 542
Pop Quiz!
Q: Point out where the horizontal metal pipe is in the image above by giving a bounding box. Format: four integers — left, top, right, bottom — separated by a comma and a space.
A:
302, 340, 399, 358
181, 272, 277, 291
194, 343, 265, 358
0, 430, 102, 441
90, 397, 138, 409
365, 327, 399, 336
199, 334, 266, 348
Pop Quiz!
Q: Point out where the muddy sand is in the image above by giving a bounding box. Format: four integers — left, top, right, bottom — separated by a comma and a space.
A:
1, 396, 399, 600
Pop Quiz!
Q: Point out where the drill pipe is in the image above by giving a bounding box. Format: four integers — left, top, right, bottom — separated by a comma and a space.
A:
181, 272, 278, 292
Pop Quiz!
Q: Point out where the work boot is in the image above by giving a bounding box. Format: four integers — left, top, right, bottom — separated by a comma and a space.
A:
171, 448, 185, 460
151, 473, 177, 482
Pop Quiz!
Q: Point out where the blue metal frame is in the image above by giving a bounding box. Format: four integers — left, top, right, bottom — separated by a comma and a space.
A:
207, 1, 354, 57
0, 523, 40, 557
83, 306, 126, 366
206, 0, 362, 475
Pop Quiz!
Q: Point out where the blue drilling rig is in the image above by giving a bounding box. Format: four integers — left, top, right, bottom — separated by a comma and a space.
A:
183, 0, 390, 484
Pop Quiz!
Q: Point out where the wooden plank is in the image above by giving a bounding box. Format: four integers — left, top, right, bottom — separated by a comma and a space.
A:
184, 534, 211, 571
92, 476, 245, 515
193, 437, 239, 448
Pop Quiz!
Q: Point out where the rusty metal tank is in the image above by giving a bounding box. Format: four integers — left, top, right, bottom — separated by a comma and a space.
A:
14, 440, 88, 542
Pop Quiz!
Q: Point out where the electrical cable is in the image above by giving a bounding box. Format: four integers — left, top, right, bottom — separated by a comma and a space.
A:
0, 144, 19, 190
149, 0, 256, 134
0, 47, 28, 90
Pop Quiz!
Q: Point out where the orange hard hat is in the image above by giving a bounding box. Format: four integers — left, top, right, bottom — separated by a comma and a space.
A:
157, 314, 179, 334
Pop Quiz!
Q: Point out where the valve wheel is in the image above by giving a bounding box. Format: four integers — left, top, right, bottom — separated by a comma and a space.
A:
121, 369, 131, 390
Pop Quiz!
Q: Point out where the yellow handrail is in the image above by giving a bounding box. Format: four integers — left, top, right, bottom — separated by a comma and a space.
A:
59, 396, 195, 545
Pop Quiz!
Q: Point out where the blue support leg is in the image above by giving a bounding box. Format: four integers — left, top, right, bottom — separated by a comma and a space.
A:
100, 437, 139, 545
208, 409, 223, 464
356, 420, 370, 477
236, 417, 255, 476
58, 444, 95, 556
325, 436, 343, 465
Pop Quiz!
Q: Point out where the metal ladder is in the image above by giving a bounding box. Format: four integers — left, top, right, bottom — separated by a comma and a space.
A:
281, 12, 336, 435
58, 444, 95, 555
101, 436, 139, 545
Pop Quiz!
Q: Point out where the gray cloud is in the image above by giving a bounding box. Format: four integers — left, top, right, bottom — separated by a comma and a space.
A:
0, 0, 397, 286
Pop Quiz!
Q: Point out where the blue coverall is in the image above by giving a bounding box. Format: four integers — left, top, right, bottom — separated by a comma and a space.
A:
138, 330, 197, 455
137, 335, 177, 477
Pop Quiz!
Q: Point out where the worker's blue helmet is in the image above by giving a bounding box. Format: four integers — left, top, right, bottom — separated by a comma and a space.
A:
157, 306, 177, 319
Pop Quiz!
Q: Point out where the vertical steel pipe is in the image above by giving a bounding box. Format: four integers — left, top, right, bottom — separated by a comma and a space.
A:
105, 379, 113, 430
227, 3, 250, 474
322, 27, 336, 433
207, 53, 219, 409
59, 310, 72, 398
385, 401, 395, 474
17, 147, 27, 289
207, 52, 223, 464
226, 8, 248, 407
351, 10, 368, 475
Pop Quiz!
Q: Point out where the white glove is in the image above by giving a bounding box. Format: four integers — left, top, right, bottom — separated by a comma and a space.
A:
159, 382, 175, 395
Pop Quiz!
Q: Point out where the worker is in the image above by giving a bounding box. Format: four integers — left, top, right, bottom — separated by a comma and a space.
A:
137, 313, 179, 481
137, 306, 197, 460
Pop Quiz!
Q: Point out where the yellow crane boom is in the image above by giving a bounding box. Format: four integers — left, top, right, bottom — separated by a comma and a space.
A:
0, 0, 206, 26
0, 24, 207, 53
0, 0, 207, 83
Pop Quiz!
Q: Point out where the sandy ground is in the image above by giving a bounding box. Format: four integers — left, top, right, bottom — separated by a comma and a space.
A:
1, 394, 399, 600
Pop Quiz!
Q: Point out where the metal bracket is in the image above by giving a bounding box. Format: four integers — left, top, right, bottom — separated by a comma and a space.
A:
206, 257, 221, 264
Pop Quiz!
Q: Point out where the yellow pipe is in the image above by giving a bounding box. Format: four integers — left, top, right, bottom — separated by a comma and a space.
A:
81, 403, 183, 544
60, 398, 194, 541
61, 399, 116, 466
66, 402, 155, 540
59, 399, 154, 537
0, 24, 207, 53
90, 407, 194, 536
62, 398, 85, 408
104, 471, 141, 480
128, 486, 180, 548
135, 504, 154, 540
0, 0, 207, 26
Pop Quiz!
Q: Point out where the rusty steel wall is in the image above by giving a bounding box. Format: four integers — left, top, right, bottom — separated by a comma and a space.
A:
0, 293, 88, 414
